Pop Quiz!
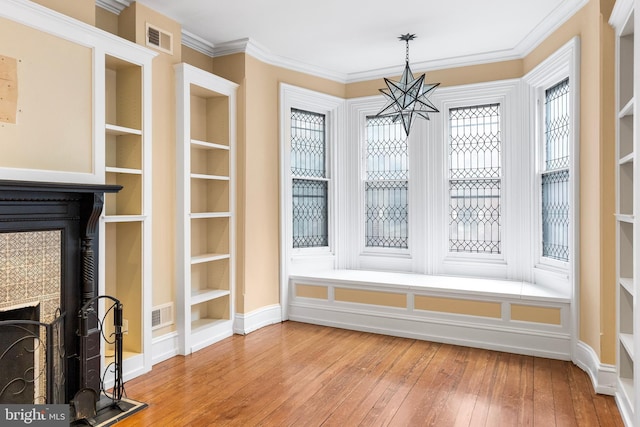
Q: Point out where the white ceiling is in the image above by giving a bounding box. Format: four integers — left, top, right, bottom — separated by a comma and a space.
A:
135, 0, 587, 82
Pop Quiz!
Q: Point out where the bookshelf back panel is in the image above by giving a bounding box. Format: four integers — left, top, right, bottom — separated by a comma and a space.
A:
191, 147, 229, 177
191, 259, 230, 292
105, 173, 143, 216
190, 179, 229, 213
191, 217, 230, 255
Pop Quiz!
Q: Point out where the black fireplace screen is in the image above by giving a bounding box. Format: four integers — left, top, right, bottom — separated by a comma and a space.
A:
0, 308, 65, 404
0, 295, 125, 418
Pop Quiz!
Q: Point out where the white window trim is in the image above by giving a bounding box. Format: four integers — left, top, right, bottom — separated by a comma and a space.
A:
429, 79, 525, 280
279, 83, 344, 318
523, 37, 580, 354
523, 37, 580, 290
345, 96, 428, 273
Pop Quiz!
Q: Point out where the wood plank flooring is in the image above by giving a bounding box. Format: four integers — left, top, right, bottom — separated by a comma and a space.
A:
116, 322, 623, 426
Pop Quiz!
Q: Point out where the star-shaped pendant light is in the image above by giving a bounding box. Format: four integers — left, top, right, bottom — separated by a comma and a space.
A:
376, 34, 440, 135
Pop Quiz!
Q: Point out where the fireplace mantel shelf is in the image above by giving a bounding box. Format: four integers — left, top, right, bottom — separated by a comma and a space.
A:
0, 180, 122, 195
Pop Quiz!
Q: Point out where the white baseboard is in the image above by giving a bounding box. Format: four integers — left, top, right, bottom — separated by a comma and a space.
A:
152, 331, 180, 365
615, 380, 634, 427
573, 340, 616, 396
289, 302, 572, 360
234, 304, 282, 335
104, 353, 147, 390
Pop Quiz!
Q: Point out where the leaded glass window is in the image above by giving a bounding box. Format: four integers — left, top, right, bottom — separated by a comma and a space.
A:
291, 108, 328, 248
448, 104, 501, 254
365, 116, 408, 248
541, 78, 570, 261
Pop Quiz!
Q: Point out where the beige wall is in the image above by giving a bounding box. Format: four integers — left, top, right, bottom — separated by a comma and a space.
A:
0, 17, 92, 173
347, 59, 524, 96
32, 0, 95, 26
182, 46, 214, 73
95, 5, 118, 35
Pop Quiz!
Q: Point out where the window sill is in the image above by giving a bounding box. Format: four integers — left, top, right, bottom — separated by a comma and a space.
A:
289, 269, 571, 304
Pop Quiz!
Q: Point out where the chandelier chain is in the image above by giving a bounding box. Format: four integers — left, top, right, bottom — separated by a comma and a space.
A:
405, 39, 410, 63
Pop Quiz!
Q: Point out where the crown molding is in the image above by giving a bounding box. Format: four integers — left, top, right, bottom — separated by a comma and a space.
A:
95, 0, 131, 15
182, 29, 215, 57
90, 0, 589, 82
212, 38, 348, 83
515, 0, 589, 58
348, 48, 522, 83
176, 0, 588, 84
609, 0, 634, 31
349, 0, 588, 83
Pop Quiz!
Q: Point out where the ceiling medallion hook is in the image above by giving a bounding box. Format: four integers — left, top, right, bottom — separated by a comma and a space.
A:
375, 33, 440, 136
399, 33, 415, 63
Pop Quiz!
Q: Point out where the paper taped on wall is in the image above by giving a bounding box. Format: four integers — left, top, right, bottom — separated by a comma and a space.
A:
0, 54, 18, 124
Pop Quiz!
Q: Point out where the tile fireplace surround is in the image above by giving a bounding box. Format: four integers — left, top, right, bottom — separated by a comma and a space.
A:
0, 180, 120, 404
0, 230, 61, 324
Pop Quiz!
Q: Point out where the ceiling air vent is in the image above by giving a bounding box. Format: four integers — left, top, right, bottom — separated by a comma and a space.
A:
151, 302, 174, 330
146, 23, 173, 54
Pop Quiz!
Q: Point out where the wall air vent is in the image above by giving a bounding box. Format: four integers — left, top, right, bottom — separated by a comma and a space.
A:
151, 302, 174, 330
146, 23, 173, 55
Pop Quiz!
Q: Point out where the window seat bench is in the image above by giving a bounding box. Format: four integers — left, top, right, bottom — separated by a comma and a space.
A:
288, 269, 573, 360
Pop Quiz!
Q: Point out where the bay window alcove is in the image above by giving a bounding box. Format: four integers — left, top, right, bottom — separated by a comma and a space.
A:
280, 37, 579, 363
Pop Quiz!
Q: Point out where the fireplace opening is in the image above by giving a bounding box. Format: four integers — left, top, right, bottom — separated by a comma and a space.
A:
0, 304, 40, 404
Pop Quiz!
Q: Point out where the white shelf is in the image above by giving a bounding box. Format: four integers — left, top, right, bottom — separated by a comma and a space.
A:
621, 277, 635, 296
620, 152, 635, 165
106, 166, 143, 175
191, 139, 230, 151
191, 289, 230, 306
190, 212, 231, 219
616, 214, 635, 223
621, 333, 636, 358
191, 253, 230, 264
620, 97, 635, 118
106, 123, 142, 136
190, 173, 230, 181
620, 377, 635, 406
103, 215, 145, 223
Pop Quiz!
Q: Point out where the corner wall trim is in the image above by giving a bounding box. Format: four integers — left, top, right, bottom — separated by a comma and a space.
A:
234, 304, 283, 335
573, 340, 617, 396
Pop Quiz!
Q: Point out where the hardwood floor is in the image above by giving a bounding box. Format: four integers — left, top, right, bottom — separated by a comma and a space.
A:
116, 322, 623, 426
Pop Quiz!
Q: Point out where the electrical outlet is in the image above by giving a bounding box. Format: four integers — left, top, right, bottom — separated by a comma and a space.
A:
123, 319, 129, 335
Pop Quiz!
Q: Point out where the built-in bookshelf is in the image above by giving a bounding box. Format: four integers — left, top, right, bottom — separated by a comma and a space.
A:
101, 49, 154, 380
175, 63, 238, 354
611, 0, 638, 424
